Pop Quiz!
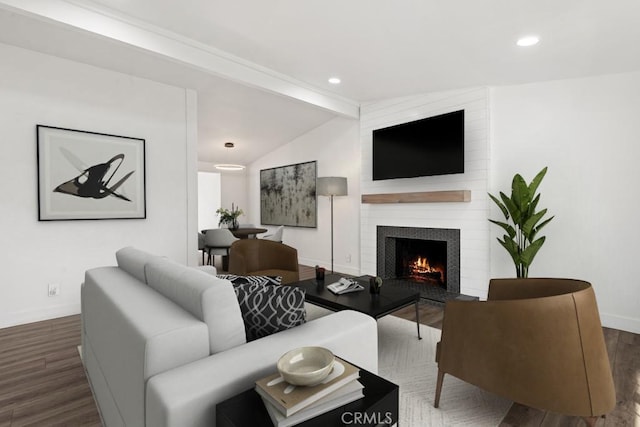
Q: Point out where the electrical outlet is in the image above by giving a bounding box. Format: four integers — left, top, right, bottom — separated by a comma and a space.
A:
345, 254, 352, 263
48, 283, 60, 297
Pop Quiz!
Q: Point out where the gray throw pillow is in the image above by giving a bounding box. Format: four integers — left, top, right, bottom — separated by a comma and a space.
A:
231, 282, 306, 342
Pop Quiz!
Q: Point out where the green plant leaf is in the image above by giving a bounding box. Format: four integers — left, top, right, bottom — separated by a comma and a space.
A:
489, 220, 516, 239
512, 174, 530, 213
530, 216, 554, 242
535, 216, 554, 233
521, 236, 546, 267
500, 192, 522, 225
498, 236, 521, 265
488, 193, 509, 219
522, 208, 548, 237
528, 167, 548, 199
528, 193, 541, 217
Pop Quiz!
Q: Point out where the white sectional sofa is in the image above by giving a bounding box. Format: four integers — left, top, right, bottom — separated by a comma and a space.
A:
81, 247, 378, 427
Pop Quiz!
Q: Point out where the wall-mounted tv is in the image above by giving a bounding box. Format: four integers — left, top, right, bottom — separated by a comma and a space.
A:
372, 110, 464, 181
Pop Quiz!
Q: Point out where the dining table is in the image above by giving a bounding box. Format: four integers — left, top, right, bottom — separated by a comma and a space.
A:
229, 227, 268, 239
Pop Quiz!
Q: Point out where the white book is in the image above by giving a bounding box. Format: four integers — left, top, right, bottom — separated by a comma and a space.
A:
262, 380, 364, 427
255, 358, 360, 416
327, 278, 364, 295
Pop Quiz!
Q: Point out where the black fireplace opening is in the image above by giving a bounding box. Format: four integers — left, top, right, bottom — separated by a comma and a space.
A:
395, 238, 447, 289
377, 226, 463, 304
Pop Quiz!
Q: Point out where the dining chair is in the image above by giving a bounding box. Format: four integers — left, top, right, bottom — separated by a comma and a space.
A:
203, 228, 239, 270
197, 232, 206, 265
263, 225, 284, 243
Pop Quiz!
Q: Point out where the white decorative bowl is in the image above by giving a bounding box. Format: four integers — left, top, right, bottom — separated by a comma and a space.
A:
277, 346, 335, 386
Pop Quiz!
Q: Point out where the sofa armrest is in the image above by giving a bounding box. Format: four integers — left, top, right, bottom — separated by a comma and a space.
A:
194, 265, 217, 275
146, 310, 377, 427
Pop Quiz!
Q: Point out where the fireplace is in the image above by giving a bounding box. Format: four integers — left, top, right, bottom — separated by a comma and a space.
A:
395, 238, 447, 288
377, 226, 461, 304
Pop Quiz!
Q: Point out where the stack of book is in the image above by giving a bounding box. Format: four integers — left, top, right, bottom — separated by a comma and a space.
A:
255, 357, 363, 427
327, 278, 364, 295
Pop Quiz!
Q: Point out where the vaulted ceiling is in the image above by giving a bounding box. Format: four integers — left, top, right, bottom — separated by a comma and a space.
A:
1, 0, 639, 165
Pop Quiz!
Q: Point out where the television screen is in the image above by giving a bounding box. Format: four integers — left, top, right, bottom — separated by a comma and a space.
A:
372, 110, 464, 180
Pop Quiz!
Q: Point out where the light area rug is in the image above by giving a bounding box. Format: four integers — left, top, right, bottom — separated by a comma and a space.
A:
306, 304, 512, 427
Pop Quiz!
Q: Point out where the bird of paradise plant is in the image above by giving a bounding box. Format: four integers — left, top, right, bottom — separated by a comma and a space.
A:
488, 167, 554, 278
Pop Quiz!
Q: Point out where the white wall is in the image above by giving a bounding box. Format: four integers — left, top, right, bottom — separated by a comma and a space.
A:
491, 71, 640, 333
220, 172, 249, 221
198, 171, 221, 231
198, 162, 249, 224
360, 87, 491, 298
248, 117, 361, 274
0, 43, 197, 328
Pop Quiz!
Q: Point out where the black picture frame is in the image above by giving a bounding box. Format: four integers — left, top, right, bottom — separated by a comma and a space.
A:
36, 125, 146, 221
260, 160, 317, 228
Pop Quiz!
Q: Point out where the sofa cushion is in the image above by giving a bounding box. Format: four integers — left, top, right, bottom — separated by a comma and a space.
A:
232, 282, 306, 341
144, 259, 246, 354
216, 274, 282, 286
116, 246, 162, 283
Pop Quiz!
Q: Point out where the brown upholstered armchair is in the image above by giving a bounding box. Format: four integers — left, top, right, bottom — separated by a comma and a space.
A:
434, 278, 615, 426
228, 239, 300, 284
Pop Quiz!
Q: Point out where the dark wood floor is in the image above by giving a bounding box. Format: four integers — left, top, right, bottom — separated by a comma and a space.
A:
0, 263, 637, 426
0, 315, 101, 426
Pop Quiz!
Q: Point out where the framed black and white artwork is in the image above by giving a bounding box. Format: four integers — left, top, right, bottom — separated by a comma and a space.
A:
36, 125, 146, 221
260, 160, 317, 228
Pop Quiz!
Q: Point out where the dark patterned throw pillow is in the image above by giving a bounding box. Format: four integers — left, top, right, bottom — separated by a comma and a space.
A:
231, 282, 306, 342
216, 274, 282, 286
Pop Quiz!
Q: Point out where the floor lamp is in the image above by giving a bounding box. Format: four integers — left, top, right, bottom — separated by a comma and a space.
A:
317, 177, 348, 273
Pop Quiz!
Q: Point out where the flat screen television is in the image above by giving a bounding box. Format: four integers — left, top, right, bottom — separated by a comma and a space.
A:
372, 110, 464, 180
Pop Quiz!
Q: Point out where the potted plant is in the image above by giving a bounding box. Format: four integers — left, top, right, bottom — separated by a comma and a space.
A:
369, 276, 383, 294
216, 203, 243, 230
488, 167, 554, 278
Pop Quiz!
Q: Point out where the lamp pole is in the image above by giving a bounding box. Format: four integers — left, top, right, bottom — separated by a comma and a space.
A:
316, 176, 348, 275
329, 194, 335, 273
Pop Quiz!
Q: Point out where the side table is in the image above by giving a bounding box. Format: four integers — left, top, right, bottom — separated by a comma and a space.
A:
216, 368, 398, 427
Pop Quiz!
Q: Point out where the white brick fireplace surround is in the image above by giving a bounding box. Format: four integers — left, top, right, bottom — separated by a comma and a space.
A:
359, 87, 490, 298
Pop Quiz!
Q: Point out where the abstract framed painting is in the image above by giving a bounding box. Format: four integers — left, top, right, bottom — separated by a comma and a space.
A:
260, 160, 317, 228
36, 125, 146, 221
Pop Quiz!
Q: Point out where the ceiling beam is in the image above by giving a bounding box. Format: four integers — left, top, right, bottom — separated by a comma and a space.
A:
0, 0, 360, 118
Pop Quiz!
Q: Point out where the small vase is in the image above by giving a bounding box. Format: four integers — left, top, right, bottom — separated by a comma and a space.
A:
230, 219, 239, 230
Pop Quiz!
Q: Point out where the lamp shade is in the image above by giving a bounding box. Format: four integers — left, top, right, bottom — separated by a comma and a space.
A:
317, 177, 348, 197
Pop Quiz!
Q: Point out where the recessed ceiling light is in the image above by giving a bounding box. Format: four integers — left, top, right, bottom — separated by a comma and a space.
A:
328, 77, 341, 84
224, 142, 235, 148
214, 164, 245, 171
517, 35, 540, 47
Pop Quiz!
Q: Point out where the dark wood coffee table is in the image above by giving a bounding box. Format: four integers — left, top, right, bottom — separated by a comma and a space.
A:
291, 274, 422, 339
216, 366, 398, 427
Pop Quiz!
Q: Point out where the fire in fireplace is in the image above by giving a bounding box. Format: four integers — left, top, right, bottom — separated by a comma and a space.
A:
395, 238, 447, 288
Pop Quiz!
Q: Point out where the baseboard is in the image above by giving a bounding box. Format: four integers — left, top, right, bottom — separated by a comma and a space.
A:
600, 312, 640, 334
0, 302, 80, 329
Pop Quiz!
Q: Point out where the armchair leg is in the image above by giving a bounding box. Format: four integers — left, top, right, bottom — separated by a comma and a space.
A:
434, 370, 445, 408
582, 416, 599, 427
